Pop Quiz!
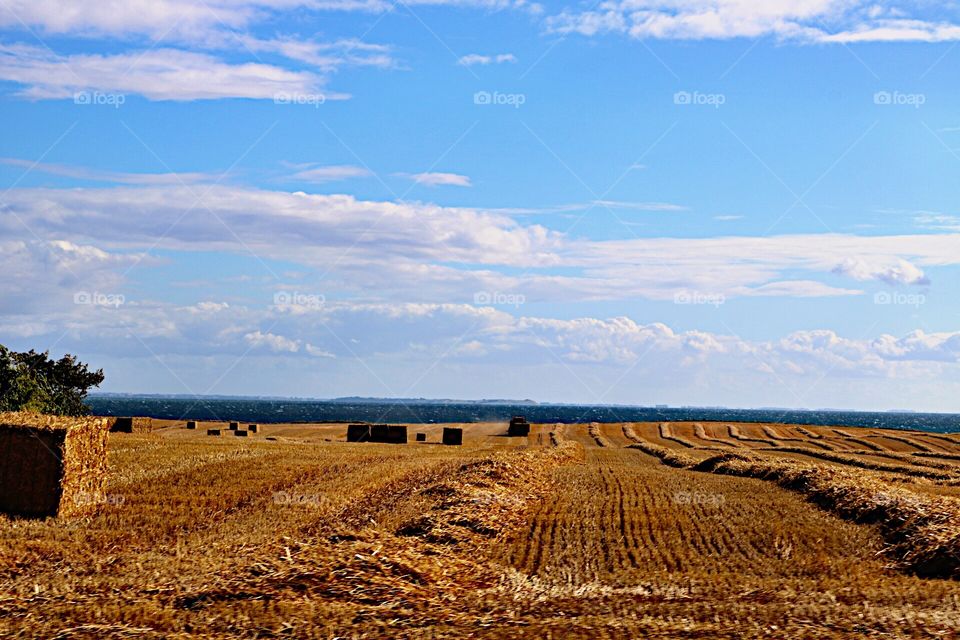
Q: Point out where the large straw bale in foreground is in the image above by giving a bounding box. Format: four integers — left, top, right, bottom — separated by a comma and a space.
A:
0, 412, 109, 519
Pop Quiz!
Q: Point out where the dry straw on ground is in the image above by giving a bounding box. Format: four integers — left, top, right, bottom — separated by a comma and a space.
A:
727, 424, 776, 446
658, 423, 697, 448
629, 438, 960, 577
587, 422, 608, 447
175, 437, 584, 616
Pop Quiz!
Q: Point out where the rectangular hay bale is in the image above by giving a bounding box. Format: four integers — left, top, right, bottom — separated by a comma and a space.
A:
416, 432, 427, 442
442, 427, 463, 446
207, 429, 221, 436
347, 424, 371, 442
110, 417, 133, 433
248, 424, 259, 433
386, 425, 408, 444
235, 430, 249, 437
186, 421, 197, 430
109, 417, 153, 434
0, 412, 109, 519
508, 417, 530, 437
229, 422, 239, 431
370, 424, 389, 442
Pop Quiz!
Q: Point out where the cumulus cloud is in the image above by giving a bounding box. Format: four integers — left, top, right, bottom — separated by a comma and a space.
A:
5, 300, 960, 381
4, 291, 960, 406
244, 330, 301, 353
833, 257, 930, 286
546, 1, 960, 43
0, 239, 147, 313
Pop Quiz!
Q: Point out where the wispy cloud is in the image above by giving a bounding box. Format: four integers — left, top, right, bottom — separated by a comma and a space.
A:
401, 172, 473, 187
0, 157, 217, 185
0, 44, 338, 101
287, 164, 373, 183
546, 1, 960, 43
591, 199, 686, 212
458, 53, 517, 66
3, 184, 959, 305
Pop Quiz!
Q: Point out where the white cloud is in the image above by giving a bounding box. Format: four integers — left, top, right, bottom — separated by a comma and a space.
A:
6, 299, 960, 381
546, 1, 960, 43
458, 53, 518, 65
833, 257, 929, 286
234, 36, 395, 70
288, 164, 373, 183
4, 289, 960, 407
3, 183, 960, 304
0, 157, 217, 185
0, 44, 334, 101
737, 280, 861, 298
403, 172, 473, 187
591, 199, 687, 212
915, 213, 960, 232
0, 0, 540, 44
305, 344, 336, 358
0, 239, 147, 313
244, 330, 301, 352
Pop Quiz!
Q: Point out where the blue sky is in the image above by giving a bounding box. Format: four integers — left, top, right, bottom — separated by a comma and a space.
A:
1, 0, 960, 410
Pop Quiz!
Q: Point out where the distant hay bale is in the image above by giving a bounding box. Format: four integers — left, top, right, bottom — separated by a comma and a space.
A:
235, 430, 249, 437
386, 425, 408, 444
229, 422, 239, 431
347, 424, 371, 442
109, 417, 152, 434
248, 424, 259, 433
207, 429, 221, 437
0, 412, 109, 519
186, 421, 197, 430
416, 432, 427, 442
109, 416, 153, 434
508, 416, 530, 437
442, 427, 463, 446
370, 424, 389, 442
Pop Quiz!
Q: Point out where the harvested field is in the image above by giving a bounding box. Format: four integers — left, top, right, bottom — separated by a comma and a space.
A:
3, 419, 960, 638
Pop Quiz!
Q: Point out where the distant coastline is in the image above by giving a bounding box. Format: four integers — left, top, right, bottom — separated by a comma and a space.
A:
87, 394, 960, 433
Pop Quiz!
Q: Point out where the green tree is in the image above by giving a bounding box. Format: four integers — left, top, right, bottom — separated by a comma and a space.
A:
0, 345, 104, 416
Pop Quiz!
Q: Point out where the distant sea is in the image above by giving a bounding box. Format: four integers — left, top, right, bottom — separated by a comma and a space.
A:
87, 395, 960, 434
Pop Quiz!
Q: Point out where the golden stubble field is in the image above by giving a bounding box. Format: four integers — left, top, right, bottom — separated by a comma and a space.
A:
2, 419, 960, 638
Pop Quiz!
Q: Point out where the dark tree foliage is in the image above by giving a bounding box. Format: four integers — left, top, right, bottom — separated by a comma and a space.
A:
0, 345, 104, 416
